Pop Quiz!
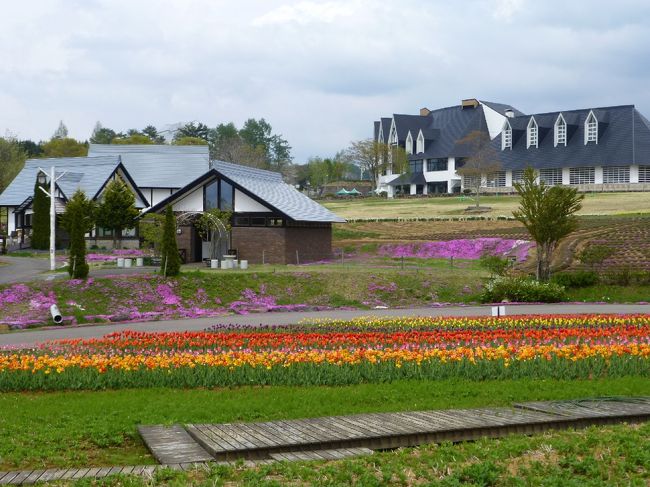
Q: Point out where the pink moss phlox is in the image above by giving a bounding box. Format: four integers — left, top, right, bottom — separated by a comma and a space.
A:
378, 238, 532, 262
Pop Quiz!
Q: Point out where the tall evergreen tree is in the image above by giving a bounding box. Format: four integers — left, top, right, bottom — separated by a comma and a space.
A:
160, 205, 181, 277
95, 179, 139, 249
31, 179, 50, 250
52, 120, 69, 139
61, 190, 95, 279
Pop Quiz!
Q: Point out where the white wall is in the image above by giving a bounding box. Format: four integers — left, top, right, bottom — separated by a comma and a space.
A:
234, 189, 270, 212
7, 208, 16, 234
480, 103, 508, 139
562, 168, 571, 185
172, 186, 204, 212
630, 165, 640, 183
424, 157, 458, 194
143, 188, 176, 207
595, 167, 604, 184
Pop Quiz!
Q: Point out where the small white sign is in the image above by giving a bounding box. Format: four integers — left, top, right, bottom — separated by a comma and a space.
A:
491, 305, 506, 317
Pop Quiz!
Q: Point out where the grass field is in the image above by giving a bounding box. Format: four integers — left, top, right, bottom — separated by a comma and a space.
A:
1, 377, 649, 473
323, 192, 650, 220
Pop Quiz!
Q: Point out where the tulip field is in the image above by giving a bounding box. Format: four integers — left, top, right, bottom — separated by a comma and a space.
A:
2, 314, 649, 391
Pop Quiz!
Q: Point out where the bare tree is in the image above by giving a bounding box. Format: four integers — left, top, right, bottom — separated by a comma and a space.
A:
344, 139, 408, 190
455, 130, 502, 208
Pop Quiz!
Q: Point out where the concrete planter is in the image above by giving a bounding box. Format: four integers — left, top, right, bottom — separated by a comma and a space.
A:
240, 260, 248, 270
117, 257, 125, 267
124, 258, 132, 268
136, 257, 144, 267
211, 259, 219, 269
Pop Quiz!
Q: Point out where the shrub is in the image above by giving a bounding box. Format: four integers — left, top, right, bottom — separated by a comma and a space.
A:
479, 254, 513, 277
481, 277, 566, 303
578, 244, 614, 270
551, 271, 599, 288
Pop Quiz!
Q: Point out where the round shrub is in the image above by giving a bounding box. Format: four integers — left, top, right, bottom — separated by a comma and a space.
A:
481, 277, 567, 303
551, 271, 599, 288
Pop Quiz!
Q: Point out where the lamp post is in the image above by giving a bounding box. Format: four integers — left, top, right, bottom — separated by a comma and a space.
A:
37, 166, 66, 272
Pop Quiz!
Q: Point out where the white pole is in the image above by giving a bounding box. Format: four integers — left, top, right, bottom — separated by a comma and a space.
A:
49, 166, 56, 271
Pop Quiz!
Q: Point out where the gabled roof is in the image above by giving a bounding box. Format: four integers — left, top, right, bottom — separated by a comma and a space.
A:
493, 104, 646, 170
88, 144, 210, 189
479, 100, 525, 117
145, 162, 346, 223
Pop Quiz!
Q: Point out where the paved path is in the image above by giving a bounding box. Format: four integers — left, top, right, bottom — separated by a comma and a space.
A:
0, 257, 50, 285
1, 303, 649, 348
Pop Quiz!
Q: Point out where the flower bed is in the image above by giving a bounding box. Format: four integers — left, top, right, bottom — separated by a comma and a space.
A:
86, 249, 148, 262
377, 238, 533, 262
1, 314, 648, 391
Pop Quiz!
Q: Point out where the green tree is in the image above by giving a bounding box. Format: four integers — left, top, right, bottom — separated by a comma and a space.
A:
239, 118, 292, 172
112, 134, 154, 145
578, 244, 614, 272
160, 205, 181, 276
513, 167, 584, 281
31, 179, 50, 250
174, 122, 209, 141
42, 138, 88, 157
61, 190, 95, 279
172, 136, 208, 146
142, 125, 165, 144
90, 122, 118, 144
95, 179, 139, 249
139, 213, 166, 253
0, 137, 27, 193
343, 139, 405, 190
17, 140, 43, 158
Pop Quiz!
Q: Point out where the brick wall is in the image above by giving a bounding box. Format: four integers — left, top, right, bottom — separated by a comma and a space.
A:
231, 226, 333, 264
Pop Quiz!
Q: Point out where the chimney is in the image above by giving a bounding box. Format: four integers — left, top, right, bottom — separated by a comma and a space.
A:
505, 109, 514, 118
419, 107, 431, 116
461, 98, 479, 109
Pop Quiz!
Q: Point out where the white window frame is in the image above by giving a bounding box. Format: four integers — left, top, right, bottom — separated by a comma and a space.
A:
405, 131, 413, 155
554, 114, 567, 147
462, 175, 483, 189
527, 117, 538, 149
512, 169, 526, 184
585, 110, 598, 144
539, 168, 562, 186
487, 171, 506, 187
389, 119, 398, 145
416, 130, 425, 154
603, 166, 630, 184
639, 165, 650, 183
502, 120, 512, 150
569, 167, 595, 185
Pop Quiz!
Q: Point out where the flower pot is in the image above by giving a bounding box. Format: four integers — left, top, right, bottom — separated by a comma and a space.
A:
117, 257, 125, 267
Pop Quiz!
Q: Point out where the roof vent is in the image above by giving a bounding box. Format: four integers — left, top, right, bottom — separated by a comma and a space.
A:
505, 109, 514, 118
461, 98, 479, 109
420, 107, 431, 116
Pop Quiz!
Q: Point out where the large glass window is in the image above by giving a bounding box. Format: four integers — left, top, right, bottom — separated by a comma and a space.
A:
603, 166, 630, 184
569, 167, 595, 185
487, 171, 506, 187
219, 180, 234, 210
639, 165, 650, 183
539, 168, 563, 186
409, 160, 423, 173
512, 169, 526, 184
427, 158, 448, 171
204, 180, 218, 210
427, 181, 448, 194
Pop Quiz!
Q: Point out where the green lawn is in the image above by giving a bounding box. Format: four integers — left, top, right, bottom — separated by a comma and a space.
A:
566, 285, 650, 303
1, 377, 649, 473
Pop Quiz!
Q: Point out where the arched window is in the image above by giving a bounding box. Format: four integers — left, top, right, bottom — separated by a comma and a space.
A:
527, 117, 538, 149
416, 130, 425, 153
585, 111, 598, 144
554, 114, 566, 147
502, 120, 512, 150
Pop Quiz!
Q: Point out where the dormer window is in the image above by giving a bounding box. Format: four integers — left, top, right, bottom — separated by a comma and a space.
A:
416, 130, 425, 153
527, 117, 538, 149
405, 131, 413, 154
389, 120, 398, 145
554, 114, 567, 147
585, 111, 598, 144
502, 120, 512, 150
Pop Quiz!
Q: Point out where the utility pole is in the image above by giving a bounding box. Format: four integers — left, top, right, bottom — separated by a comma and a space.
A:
38, 166, 66, 272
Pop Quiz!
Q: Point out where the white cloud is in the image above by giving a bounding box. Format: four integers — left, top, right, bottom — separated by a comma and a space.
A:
252, 1, 356, 26
492, 0, 524, 21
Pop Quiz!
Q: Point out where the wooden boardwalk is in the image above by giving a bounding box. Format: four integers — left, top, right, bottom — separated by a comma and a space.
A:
2, 397, 649, 484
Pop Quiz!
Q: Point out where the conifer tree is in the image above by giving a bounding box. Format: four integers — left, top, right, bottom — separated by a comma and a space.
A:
160, 205, 181, 277
31, 180, 50, 250
61, 190, 95, 279
95, 179, 139, 249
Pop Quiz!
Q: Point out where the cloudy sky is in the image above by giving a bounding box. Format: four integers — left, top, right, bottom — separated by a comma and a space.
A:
2, 0, 650, 162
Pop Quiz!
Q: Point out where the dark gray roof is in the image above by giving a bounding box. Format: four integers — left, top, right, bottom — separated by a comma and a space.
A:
494, 105, 650, 170
480, 100, 525, 117
387, 171, 427, 186
373, 121, 380, 140
212, 161, 345, 223
88, 144, 210, 188
380, 118, 392, 140
0, 156, 119, 207
393, 114, 430, 140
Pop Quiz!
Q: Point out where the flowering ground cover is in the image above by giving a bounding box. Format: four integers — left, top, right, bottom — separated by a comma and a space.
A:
1, 314, 648, 391
377, 238, 533, 261
0, 268, 484, 328
85, 249, 148, 262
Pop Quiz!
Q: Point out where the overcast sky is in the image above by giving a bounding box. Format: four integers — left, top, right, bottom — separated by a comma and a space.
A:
2, 0, 650, 162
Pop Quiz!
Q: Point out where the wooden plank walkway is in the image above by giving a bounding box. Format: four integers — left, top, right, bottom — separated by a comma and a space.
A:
137, 425, 214, 464
185, 397, 650, 461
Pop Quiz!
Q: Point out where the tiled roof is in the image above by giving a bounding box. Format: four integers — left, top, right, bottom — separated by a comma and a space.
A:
493, 105, 650, 170
0, 156, 119, 207
88, 144, 210, 188
213, 161, 346, 223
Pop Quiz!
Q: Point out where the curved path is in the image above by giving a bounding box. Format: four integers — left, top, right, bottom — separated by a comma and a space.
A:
0, 256, 50, 285
1, 303, 649, 348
